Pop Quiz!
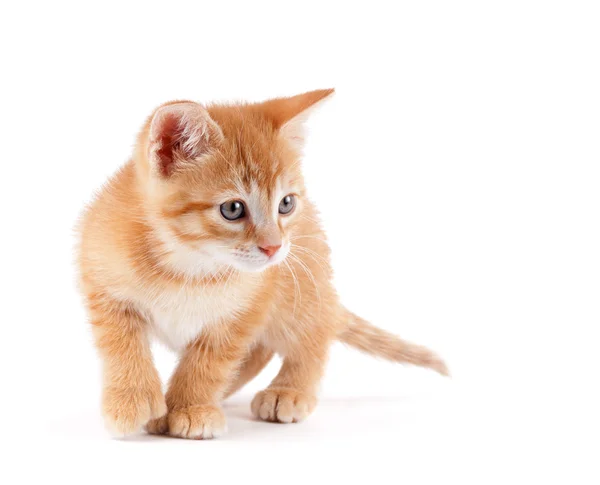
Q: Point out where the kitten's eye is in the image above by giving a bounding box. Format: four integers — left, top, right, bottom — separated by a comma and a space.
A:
220, 200, 245, 221
278, 194, 296, 215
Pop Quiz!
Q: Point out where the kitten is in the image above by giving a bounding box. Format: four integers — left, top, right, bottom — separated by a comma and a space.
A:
77, 89, 448, 439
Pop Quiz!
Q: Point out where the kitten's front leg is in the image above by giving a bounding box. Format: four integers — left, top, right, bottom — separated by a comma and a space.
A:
89, 300, 166, 435
147, 317, 263, 439
251, 343, 329, 423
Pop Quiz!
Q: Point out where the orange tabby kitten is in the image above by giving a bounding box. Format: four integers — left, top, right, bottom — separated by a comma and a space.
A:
77, 89, 448, 439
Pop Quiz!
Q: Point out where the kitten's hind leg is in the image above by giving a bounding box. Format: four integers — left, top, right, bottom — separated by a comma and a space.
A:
223, 344, 274, 399
251, 342, 328, 424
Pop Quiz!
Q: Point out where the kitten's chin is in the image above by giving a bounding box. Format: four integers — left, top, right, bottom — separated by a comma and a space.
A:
231, 259, 281, 273
235, 264, 269, 273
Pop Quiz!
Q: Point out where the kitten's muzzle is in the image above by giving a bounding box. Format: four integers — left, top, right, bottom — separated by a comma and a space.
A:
258, 244, 281, 258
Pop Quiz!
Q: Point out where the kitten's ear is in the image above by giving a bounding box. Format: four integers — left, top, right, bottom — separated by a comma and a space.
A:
147, 102, 223, 177
259, 88, 335, 152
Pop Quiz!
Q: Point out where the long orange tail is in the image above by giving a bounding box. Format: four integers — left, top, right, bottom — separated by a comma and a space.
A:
338, 309, 449, 376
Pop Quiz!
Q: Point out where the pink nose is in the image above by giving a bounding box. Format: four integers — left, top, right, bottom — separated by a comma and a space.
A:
259, 244, 281, 258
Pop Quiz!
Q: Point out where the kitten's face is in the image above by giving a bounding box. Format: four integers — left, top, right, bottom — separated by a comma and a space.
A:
161, 143, 305, 274
140, 95, 329, 275
205, 173, 302, 273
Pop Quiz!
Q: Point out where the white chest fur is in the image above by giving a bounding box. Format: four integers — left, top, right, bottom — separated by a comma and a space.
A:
143, 278, 254, 352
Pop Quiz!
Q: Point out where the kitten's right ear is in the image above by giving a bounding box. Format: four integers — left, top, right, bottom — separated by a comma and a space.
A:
257, 89, 335, 153
147, 102, 223, 177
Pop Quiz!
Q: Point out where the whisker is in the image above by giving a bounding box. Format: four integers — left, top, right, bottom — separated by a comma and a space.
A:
288, 252, 322, 317
283, 259, 301, 318
291, 244, 330, 269
291, 234, 328, 243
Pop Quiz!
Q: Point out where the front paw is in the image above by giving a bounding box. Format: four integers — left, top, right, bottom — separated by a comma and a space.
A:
156, 405, 227, 439
102, 384, 167, 436
251, 388, 316, 423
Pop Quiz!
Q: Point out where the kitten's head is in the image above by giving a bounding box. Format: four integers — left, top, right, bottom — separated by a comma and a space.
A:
135, 89, 333, 275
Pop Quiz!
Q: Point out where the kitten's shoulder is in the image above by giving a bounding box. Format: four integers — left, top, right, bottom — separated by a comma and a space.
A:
76, 161, 144, 290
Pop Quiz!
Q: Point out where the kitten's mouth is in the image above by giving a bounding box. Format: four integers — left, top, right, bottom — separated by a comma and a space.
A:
229, 244, 289, 273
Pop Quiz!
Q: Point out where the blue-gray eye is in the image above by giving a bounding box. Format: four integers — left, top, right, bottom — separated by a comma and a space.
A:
279, 194, 296, 215
220, 200, 245, 221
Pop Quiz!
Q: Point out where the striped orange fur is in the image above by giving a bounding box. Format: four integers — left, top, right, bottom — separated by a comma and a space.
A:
77, 89, 448, 439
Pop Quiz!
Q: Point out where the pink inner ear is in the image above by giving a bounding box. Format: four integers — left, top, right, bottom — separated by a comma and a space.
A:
154, 113, 182, 177
150, 103, 214, 177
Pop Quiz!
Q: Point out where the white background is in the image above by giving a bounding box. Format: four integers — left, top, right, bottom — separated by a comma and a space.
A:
1, 1, 598, 483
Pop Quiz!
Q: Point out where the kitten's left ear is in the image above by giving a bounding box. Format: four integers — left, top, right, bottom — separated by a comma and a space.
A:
147, 101, 223, 178
259, 88, 335, 151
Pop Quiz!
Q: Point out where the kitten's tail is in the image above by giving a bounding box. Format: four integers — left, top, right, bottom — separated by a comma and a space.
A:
338, 310, 450, 376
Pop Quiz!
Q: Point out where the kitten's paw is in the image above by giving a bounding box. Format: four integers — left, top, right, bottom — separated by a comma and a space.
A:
102, 384, 167, 436
251, 388, 316, 423
145, 415, 168, 436
167, 405, 227, 439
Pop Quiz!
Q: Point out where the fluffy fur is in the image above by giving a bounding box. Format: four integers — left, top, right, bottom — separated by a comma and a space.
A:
77, 89, 448, 439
